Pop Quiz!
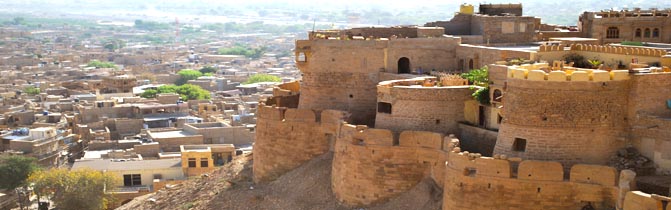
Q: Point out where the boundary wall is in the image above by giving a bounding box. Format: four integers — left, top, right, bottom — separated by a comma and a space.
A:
443, 150, 622, 209
252, 105, 348, 183
253, 104, 671, 209
331, 124, 458, 206
537, 43, 666, 67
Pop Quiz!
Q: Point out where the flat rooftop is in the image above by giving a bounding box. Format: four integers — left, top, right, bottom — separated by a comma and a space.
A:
72, 158, 181, 171
150, 130, 191, 138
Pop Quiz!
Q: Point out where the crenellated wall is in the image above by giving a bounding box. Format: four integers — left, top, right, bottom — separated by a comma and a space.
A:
375, 78, 473, 134
494, 69, 630, 168
443, 150, 622, 210
331, 124, 457, 206
536, 43, 666, 68
252, 105, 348, 183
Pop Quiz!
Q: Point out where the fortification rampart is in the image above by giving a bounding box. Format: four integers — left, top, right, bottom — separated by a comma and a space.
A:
375, 78, 473, 134
443, 150, 622, 210
252, 105, 348, 183
331, 124, 458, 206
508, 67, 630, 82
495, 71, 629, 167
537, 44, 666, 68
539, 44, 667, 57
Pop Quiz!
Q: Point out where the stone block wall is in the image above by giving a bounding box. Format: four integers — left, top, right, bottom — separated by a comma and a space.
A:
252, 105, 348, 183
536, 44, 665, 68
331, 124, 456, 206
295, 37, 461, 125
443, 151, 621, 210
375, 78, 473, 134
134, 143, 160, 158
494, 75, 630, 168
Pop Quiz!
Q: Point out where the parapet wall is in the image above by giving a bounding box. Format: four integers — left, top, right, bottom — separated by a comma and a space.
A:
252, 105, 348, 183
331, 124, 457, 206
508, 66, 630, 82
537, 44, 666, 67
443, 150, 621, 210
539, 44, 667, 57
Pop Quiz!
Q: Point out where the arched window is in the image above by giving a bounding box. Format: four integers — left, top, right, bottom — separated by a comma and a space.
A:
653, 28, 660, 38
606, 27, 619, 39
493, 89, 503, 102
398, 57, 410, 74
635, 28, 642, 38
297, 52, 306, 62
644, 28, 651, 38
468, 59, 474, 70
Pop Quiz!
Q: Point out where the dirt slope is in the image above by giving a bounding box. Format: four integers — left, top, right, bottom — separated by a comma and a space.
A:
118, 153, 441, 210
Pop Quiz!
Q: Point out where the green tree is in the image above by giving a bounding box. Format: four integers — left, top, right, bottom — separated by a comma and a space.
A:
140, 89, 158, 98
87, 60, 118, 69
103, 39, 125, 52
176, 69, 203, 85
174, 84, 211, 101
29, 168, 119, 210
0, 155, 39, 190
217, 44, 266, 59
140, 84, 210, 101
460, 66, 489, 87
199, 66, 217, 74
461, 67, 490, 105
23, 86, 40, 95
243, 74, 282, 84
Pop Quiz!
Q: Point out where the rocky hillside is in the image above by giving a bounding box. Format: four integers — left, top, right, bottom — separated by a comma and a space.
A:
118, 153, 442, 210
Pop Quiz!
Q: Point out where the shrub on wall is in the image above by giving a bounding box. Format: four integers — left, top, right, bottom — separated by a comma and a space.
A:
562, 53, 591, 68
472, 87, 490, 105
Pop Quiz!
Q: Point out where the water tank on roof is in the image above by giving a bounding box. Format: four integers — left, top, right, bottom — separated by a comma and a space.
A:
460, 4, 474, 15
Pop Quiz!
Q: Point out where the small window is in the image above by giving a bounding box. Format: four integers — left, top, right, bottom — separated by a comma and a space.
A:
188, 158, 197, 167
123, 174, 141, 186
297, 52, 306, 62
153, 174, 162, 179
493, 89, 503, 102
606, 27, 619, 39
200, 158, 209, 167
644, 28, 651, 38
377, 102, 392, 114
513, 138, 527, 152
653, 28, 660, 38
635, 28, 641, 37
464, 168, 477, 177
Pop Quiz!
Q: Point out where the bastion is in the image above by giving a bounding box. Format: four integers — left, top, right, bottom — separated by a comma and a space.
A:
494, 66, 630, 168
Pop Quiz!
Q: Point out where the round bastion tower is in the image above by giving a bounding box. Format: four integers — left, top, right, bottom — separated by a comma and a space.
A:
494, 67, 631, 168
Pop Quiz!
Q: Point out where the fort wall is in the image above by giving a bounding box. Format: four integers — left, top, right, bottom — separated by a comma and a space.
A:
627, 73, 671, 173
537, 44, 666, 67
443, 151, 621, 210
252, 105, 348, 183
494, 72, 629, 167
375, 78, 472, 134
331, 124, 455, 206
